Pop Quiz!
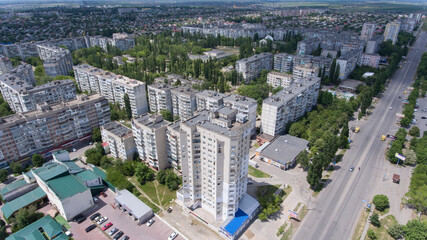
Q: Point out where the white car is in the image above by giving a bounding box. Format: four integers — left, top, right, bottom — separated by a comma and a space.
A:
72, 148, 77, 152
147, 219, 155, 227
168, 232, 178, 240
97, 217, 108, 225
389, 107, 392, 110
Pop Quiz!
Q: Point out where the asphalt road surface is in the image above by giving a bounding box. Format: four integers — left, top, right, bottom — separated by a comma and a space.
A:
293, 32, 427, 240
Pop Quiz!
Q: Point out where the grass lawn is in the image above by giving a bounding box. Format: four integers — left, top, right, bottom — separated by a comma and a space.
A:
352, 209, 370, 240
138, 194, 160, 213
131, 177, 176, 208
280, 224, 293, 240
366, 215, 398, 240
55, 215, 71, 230
248, 166, 271, 178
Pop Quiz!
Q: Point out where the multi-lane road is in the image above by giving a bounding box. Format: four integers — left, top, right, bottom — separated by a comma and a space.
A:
293, 31, 427, 240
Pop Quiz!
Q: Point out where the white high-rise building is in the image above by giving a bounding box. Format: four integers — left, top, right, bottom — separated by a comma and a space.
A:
132, 113, 170, 170
235, 52, 273, 83
223, 94, 257, 136
73, 64, 148, 117
101, 121, 136, 161
293, 64, 319, 82
147, 83, 174, 114
384, 21, 401, 45
177, 107, 252, 221
170, 86, 198, 120
360, 23, 376, 41
195, 90, 226, 111
267, 71, 294, 88
261, 77, 321, 137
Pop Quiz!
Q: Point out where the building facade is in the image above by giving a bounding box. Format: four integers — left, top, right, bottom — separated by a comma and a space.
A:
0, 94, 110, 162
384, 21, 401, 45
170, 86, 198, 120
293, 64, 319, 82
235, 52, 273, 83
195, 90, 226, 112
261, 77, 321, 137
336, 50, 362, 80
101, 121, 136, 161
147, 83, 174, 114
132, 113, 170, 170
36, 44, 73, 77
0, 55, 13, 75
359, 53, 381, 68
73, 64, 148, 116
267, 71, 294, 88
360, 23, 376, 41
273, 53, 294, 73
177, 107, 252, 221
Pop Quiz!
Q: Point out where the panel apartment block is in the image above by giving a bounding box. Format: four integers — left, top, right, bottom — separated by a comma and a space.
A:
73, 64, 148, 116
176, 107, 251, 221
0, 55, 13, 75
0, 77, 76, 113
195, 90, 226, 112
101, 121, 136, 161
274, 53, 294, 73
147, 83, 174, 114
235, 52, 273, 83
132, 113, 170, 170
171, 87, 198, 120
267, 71, 294, 88
0, 94, 110, 162
261, 77, 321, 137
36, 44, 73, 77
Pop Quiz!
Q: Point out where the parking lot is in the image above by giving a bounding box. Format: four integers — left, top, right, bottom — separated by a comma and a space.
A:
414, 96, 427, 133
69, 189, 186, 240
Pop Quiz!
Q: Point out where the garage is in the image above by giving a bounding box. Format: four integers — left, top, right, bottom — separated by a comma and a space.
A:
114, 189, 153, 224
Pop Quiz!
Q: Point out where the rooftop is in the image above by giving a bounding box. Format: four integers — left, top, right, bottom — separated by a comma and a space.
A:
115, 189, 152, 219
133, 113, 169, 129
223, 94, 257, 107
102, 121, 133, 139
32, 162, 69, 181
0, 179, 27, 198
46, 174, 88, 200
75, 170, 100, 183
196, 90, 226, 100
6, 215, 67, 240
1, 187, 46, 219
259, 135, 309, 165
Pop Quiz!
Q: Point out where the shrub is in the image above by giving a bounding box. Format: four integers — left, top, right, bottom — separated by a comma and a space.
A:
409, 126, 420, 137
370, 213, 380, 227
387, 223, 403, 239
373, 194, 389, 212
367, 229, 377, 239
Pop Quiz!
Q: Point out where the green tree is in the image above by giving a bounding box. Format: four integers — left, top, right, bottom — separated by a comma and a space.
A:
11, 205, 44, 232
373, 194, 389, 212
367, 229, 377, 239
296, 150, 310, 170
135, 163, 155, 185
156, 170, 167, 184
121, 161, 136, 176
106, 167, 134, 192
409, 126, 420, 137
9, 161, 22, 174
32, 154, 45, 167
307, 160, 322, 189
403, 220, 427, 240
404, 149, 417, 165
0, 226, 7, 239
0, 169, 8, 183
405, 164, 427, 212
124, 93, 132, 120
92, 127, 102, 142
387, 223, 403, 239
370, 212, 380, 227
160, 110, 173, 122
86, 152, 102, 166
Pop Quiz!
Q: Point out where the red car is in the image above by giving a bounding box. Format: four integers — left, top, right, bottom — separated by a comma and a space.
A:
100, 192, 107, 197
102, 222, 113, 231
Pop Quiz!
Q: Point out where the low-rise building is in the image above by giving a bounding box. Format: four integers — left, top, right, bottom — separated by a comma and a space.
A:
261, 77, 321, 137
115, 189, 154, 223
359, 53, 381, 68
74, 64, 148, 116
132, 113, 170, 170
267, 71, 294, 88
6, 215, 69, 240
101, 121, 136, 161
258, 135, 309, 170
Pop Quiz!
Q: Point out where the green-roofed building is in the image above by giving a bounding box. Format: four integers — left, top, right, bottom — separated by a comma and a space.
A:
32, 163, 94, 221
1, 187, 47, 219
6, 215, 69, 240
0, 180, 27, 199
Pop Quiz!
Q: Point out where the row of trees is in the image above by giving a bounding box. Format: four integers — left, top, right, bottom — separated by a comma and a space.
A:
404, 163, 427, 213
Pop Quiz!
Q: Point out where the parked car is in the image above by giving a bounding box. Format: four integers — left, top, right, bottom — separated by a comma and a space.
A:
247, 179, 253, 185
73, 214, 84, 222
90, 213, 101, 221
72, 148, 77, 152
349, 166, 354, 172
97, 217, 108, 225
167, 207, 173, 213
85, 224, 97, 233
94, 216, 102, 222
93, 197, 99, 203
103, 222, 113, 231
168, 232, 178, 240
421, 116, 427, 119
121, 236, 129, 240
113, 231, 124, 240
109, 228, 119, 236
76, 216, 86, 224
147, 219, 155, 227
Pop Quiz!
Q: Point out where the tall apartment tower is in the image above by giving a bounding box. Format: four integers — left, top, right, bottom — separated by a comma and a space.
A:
131, 113, 170, 170
147, 83, 174, 113
73, 64, 148, 117
384, 21, 401, 44
0, 55, 13, 75
274, 53, 294, 73
235, 52, 273, 83
177, 107, 252, 221
195, 90, 226, 111
36, 44, 73, 77
0, 94, 110, 162
360, 23, 376, 41
170, 86, 198, 120
261, 78, 321, 137
101, 121, 136, 161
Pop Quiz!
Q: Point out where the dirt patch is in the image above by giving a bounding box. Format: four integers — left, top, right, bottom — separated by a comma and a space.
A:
245, 230, 255, 239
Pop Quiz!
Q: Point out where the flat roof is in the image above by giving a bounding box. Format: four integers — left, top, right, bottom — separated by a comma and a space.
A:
102, 121, 133, 139
46, 174, 88, 200
339, 79, 365, 90
1, 187, 46, 219
6, 215, 66, 240
75, 170, 100, 182
115, 189, 152, 219
32, 162, 69, 181
221, 194, 259, 236
260, 135, 308, 165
